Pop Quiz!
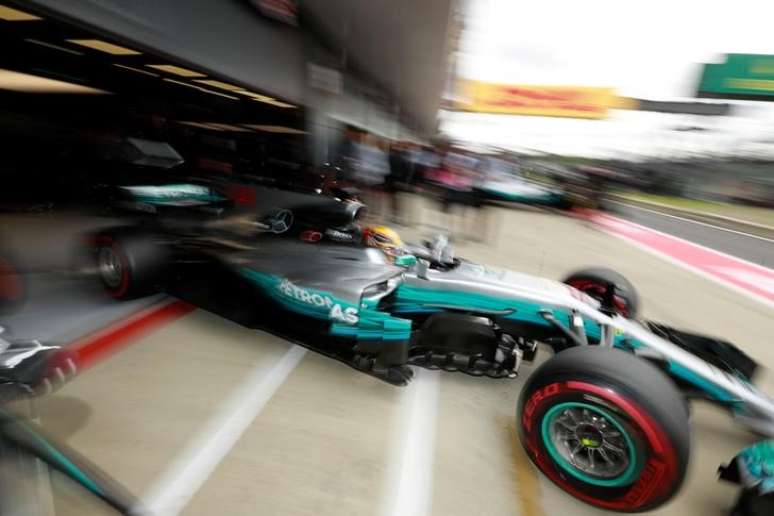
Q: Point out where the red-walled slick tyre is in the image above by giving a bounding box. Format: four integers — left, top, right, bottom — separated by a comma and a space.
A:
518, 346, 690, 512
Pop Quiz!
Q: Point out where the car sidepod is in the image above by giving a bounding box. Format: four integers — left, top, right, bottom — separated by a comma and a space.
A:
236, 243, 413, 374
240, 269, 411, 342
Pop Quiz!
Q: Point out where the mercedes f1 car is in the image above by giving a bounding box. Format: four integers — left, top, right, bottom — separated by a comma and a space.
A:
478, 179, 564, 206
84, 194, 774, 513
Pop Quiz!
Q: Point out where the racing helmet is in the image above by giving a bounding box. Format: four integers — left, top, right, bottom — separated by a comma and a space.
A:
362, 225, 404, 257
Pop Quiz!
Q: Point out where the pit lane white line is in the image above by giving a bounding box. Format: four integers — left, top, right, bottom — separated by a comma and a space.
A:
610, 200, 774, 244
382, 369, 441, 516
140, 345, 306, 516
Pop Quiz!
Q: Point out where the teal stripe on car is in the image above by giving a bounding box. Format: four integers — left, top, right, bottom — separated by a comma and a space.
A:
21, 423, 104, 496
241, 269, 411, 342
394, 283, 739, 403
667, 362, 737, 403
480, 188, 563, 206
331, 316, 411, 341
393, 283, 595, 333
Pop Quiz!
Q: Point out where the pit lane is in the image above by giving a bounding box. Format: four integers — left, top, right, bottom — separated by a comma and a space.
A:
6, 199, 773, 516
606, 200, 774, 269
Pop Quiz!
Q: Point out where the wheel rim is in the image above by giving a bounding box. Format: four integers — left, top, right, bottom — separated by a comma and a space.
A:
98, 246, 123, 288
541, 402, 641, 487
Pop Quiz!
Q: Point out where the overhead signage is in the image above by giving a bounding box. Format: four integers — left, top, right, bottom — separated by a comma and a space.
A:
698, 54, 774, 100
457, 81, 617, 119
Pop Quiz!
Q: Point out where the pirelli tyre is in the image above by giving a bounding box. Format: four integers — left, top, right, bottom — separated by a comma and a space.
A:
92, 227, 168, 300
563, 267, 640, 319
518, 346, 690, 512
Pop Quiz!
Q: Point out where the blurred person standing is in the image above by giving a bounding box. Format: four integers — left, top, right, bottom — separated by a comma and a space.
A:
386, 141, 414, 225
432, 145, 481, 239
335, 125, 363, 185
352, 133, 390, 220
467, 153, 491, 242
402, 143, 439, 228
454, 149, 487, 241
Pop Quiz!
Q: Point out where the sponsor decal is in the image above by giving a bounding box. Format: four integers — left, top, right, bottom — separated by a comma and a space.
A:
263, 209, 293, 234
522, 382, 561, 432
457, 81, 619, 119
277, 278, 358, 324
325, 228, 356, 243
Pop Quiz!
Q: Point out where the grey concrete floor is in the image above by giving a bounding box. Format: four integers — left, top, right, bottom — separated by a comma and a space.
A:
24, 200, 774, 515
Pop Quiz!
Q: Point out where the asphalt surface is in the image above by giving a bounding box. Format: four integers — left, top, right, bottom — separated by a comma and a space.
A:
4, 198, 774, 515
606, 200, 774, 269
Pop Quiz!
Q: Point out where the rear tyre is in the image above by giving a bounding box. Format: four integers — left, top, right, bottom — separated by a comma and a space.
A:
563, 267, 640, 318
518, 346, 690, 512
93, 228, 167, 300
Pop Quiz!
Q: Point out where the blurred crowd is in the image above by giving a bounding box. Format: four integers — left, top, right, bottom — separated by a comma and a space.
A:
333, 126, 492, 240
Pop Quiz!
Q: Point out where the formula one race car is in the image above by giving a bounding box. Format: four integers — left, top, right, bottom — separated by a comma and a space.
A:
85, 196, 774, 513
477, 176, 565, 207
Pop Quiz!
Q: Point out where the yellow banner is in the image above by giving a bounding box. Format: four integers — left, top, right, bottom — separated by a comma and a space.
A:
457, 81, 620, 119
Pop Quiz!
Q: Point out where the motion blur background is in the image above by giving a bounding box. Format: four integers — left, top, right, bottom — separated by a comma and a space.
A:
1, 1, 774, 515
3, 0, 774, 226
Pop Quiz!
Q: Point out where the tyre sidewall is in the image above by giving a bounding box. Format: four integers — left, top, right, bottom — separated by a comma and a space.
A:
520, 379, 681, 512
93, 229, 167, 299
518, 348, 690, 512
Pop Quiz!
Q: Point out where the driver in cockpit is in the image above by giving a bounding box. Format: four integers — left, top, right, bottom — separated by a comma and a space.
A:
361, 225, 405, 259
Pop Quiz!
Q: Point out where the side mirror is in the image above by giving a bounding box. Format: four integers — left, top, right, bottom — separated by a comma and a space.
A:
394, 254, 417, 268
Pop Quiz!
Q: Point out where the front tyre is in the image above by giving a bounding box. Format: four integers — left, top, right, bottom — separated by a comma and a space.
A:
518, 347, 690, 512
563, 267, 640, 318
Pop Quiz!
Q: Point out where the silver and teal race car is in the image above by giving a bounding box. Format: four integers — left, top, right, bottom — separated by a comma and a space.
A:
477, 177, 565, 206
474, 156, 567, 207
86, 199, 774, 513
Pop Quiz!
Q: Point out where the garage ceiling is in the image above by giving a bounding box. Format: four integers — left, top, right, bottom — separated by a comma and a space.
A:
22, 0, 454, 136
302, 0, 454, 136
